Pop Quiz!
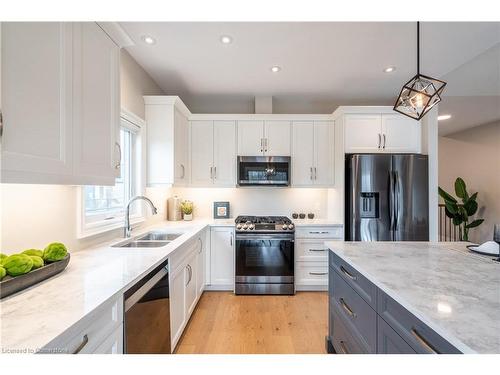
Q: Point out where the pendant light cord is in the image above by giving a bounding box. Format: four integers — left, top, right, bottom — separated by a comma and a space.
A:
417, 21, 420, 75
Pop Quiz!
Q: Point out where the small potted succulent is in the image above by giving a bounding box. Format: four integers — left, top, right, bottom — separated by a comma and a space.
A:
180, 200, 194, 221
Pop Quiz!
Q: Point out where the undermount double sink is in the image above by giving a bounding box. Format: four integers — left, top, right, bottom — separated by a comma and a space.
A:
112, 231, 184, 248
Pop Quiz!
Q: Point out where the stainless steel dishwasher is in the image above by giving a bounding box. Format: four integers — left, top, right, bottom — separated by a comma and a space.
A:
124, 259, 171, 354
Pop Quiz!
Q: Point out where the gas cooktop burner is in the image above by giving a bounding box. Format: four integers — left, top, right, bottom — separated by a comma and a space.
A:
235, 216, 294, 232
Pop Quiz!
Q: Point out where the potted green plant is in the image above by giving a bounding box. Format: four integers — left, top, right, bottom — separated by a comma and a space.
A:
180, 200, 194, 221
438, 177, 484, 241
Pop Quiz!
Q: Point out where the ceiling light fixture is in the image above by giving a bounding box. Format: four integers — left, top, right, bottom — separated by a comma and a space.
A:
141, 35, 156, 45
271, 66, 281, 73
220, 35, 233, 44
384, 66, 396, 73
393, 22, 447, 120
438, 114, 452, 121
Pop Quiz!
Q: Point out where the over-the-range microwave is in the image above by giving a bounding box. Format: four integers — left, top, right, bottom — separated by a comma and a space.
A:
237, 156, 291, 187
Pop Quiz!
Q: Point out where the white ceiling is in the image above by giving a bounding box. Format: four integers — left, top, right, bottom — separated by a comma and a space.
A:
120, 22, 500, 133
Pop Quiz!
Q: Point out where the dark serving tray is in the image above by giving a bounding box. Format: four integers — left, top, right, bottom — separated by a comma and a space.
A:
0, 254, 70, 299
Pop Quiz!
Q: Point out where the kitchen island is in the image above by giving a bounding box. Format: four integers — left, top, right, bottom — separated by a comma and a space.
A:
326, 241, 500, 354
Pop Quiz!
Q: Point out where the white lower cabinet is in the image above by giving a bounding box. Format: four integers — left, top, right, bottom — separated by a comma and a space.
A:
168, 230, 207, 351
42, 295, 123, 354
295, 225, 343, 291
209, 227, 235, 289
92, 324, 124, 354
185, 250, 198, 317
169, 263, 187, 349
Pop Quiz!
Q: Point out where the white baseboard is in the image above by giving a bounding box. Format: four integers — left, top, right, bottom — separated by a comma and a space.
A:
296, 285, 328, 292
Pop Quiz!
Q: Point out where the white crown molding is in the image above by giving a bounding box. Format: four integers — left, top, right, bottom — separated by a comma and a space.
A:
143, 95, 192, 118
97, 22, 135, 48
332, 105, 397, 118
189, 113, 334, 121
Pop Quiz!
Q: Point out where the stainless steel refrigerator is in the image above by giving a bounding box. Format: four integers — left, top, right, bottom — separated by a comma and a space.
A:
345, 154, 429, 241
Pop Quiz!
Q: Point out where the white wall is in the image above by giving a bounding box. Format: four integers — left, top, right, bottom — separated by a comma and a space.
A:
0, 50, 166, 254
438, 121, 500, 243
171, 187, 341, 221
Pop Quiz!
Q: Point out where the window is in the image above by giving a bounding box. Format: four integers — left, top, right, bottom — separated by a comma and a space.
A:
78, 114, 144, 237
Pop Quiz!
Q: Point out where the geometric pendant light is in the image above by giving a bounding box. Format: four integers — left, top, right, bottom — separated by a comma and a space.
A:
393, 22, 447, 120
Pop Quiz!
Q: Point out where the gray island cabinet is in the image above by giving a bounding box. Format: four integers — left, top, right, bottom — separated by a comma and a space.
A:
328, 249, 464, 354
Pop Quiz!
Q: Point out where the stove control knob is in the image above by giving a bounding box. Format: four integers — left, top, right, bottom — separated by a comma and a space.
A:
249, 224, 255, 230
282, 224, 288, 230
236, 224, 242, 230
288, 224, 294, 230
242, 224, 248, 230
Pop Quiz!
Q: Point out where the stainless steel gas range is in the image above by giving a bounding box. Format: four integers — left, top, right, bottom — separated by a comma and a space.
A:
234, 216, 295, 295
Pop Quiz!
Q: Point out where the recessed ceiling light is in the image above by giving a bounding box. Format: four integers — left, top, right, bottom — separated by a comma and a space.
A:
220, 35, 233, 44
141, 35, 156, 45
271, 66, 281, 73
384, 66, 396, 73
438, 114, 452, 121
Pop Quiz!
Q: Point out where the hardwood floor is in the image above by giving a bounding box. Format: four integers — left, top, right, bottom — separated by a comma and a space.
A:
175, 291, 328, 354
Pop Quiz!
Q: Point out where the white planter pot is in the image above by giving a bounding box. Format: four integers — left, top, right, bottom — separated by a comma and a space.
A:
183, 213, 193, 221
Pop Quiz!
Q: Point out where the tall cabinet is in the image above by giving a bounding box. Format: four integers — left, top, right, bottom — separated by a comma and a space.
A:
1, 22, 122, 185
144, 96, 190, 186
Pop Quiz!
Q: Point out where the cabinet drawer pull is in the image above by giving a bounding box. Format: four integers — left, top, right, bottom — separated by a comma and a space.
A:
309, 231, 329, 234
210, 166, 213, 179
180, 164, 186, 179
309, 272, 328, 276
339, 340, 349, 354
314, 167, 317, 180
339, 298, 356, 318
310, 167, 313, 180
411, 328, 439, 354
309, 248, 327, 252
383, 134, 386, 149
378, 133, 381, 149
340, 265, 357, 281
72, 334, 89, 354
214, 166, 217, 179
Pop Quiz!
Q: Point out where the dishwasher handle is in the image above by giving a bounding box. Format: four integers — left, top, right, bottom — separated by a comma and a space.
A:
124, 262, 169, 312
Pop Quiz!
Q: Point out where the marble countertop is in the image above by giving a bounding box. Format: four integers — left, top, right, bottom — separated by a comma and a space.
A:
326, 241, 500, 353
0, 220, 213, 352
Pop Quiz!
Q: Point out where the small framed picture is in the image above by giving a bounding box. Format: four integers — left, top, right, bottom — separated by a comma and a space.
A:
213, 201, 230, 219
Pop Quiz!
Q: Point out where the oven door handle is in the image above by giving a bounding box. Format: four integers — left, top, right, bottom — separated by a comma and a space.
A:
235, 235, 294, 241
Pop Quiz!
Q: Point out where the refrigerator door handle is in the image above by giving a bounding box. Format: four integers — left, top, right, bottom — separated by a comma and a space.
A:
394, 171, 400, 231
389, 171, 395, 231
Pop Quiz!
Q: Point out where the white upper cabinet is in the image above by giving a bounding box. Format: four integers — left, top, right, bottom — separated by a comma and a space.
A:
292, 121, 334, 187
237, 120, 264, 156
190, 120, 214, 185
174, 108, 190, 185
190, 120, 236, 187
72, 22, 120, 183
344, 114, 382, 153
313, 121, 335, 186
381, 114, 421, 153
144, 96, 190, 186
1, 23, 74, 183
1, 22, 121, 185
292, 122, 315, 186
264, 121, 291, 156
213, 121, 236, 186
344, 113, 421, 153
237, 120, 291, 156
